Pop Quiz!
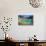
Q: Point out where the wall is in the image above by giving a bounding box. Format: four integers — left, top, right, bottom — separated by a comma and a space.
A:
44, 15, 46, 40
0, 0, 46, 40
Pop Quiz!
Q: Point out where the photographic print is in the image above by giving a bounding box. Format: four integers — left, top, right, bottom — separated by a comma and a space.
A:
18, 15, 33, 25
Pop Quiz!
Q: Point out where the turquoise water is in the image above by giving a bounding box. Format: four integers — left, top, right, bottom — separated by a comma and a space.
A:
19, 19, 33, 25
